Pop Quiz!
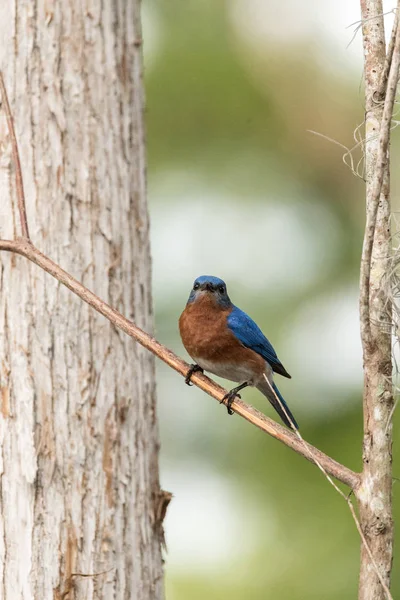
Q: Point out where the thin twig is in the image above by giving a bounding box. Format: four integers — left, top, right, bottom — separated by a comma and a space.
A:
347, 500, 393, 600
0, 237, 360, 490
262, 374, 394, 600
307, 129, 365, 180
376, 9, 399, 101
0, 73, 30, 240
346, 9, 396, 49
359, 13, 400, 347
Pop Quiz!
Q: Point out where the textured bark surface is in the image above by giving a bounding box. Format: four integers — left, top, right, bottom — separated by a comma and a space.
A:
358, 2, 394, 598
0, 2, 164, 599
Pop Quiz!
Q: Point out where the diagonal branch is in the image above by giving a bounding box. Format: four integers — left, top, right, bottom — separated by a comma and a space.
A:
0, 70, 359, 492
0, 237, 360, 490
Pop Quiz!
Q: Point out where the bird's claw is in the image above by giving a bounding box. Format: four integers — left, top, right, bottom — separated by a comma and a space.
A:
221, 391, 241, 415
185, 364, 204, 386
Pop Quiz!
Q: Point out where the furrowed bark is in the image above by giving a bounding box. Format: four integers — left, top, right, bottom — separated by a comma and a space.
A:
0, 2, 164, 599
357, 2, 398, 598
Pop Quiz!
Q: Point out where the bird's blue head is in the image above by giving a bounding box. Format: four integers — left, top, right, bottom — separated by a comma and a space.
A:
187, 275, 232, 308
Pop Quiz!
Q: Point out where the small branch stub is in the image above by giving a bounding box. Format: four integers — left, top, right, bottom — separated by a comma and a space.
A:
0, 74, 30, 240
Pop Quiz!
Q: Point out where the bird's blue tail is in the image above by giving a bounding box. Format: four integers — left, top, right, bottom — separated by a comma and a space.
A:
256, 380, 299, 429
272, 383, 299, 430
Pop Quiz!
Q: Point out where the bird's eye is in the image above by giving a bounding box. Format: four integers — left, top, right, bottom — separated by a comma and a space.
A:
193, 282, 200, 290
218, 285, 225, 294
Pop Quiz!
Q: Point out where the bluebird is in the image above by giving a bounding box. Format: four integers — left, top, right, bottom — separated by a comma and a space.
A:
179, 275, 298, 429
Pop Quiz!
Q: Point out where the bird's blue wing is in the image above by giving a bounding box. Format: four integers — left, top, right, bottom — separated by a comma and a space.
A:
227, 306, 290, 378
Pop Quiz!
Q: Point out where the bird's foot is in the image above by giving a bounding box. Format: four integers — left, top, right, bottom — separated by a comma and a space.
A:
221, 382, 249, 415
185, 364, 204, 386
221, 390, 241, 415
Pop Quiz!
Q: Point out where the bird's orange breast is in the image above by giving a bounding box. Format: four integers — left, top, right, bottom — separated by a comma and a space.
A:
179, 295, 265, 377
179, 295, 230, 359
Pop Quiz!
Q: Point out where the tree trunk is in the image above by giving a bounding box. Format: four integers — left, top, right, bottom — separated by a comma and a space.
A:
357, 1, 395, 598
0, 2, 164, 599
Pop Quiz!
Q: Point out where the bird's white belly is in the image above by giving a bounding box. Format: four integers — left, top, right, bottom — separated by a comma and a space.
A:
193, 356, 271, 386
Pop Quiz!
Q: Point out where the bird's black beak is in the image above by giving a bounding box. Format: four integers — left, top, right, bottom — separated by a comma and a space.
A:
200, 282, 214, 292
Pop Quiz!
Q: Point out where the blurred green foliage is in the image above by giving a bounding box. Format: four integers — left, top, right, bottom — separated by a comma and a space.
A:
144, 1, 400, 598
